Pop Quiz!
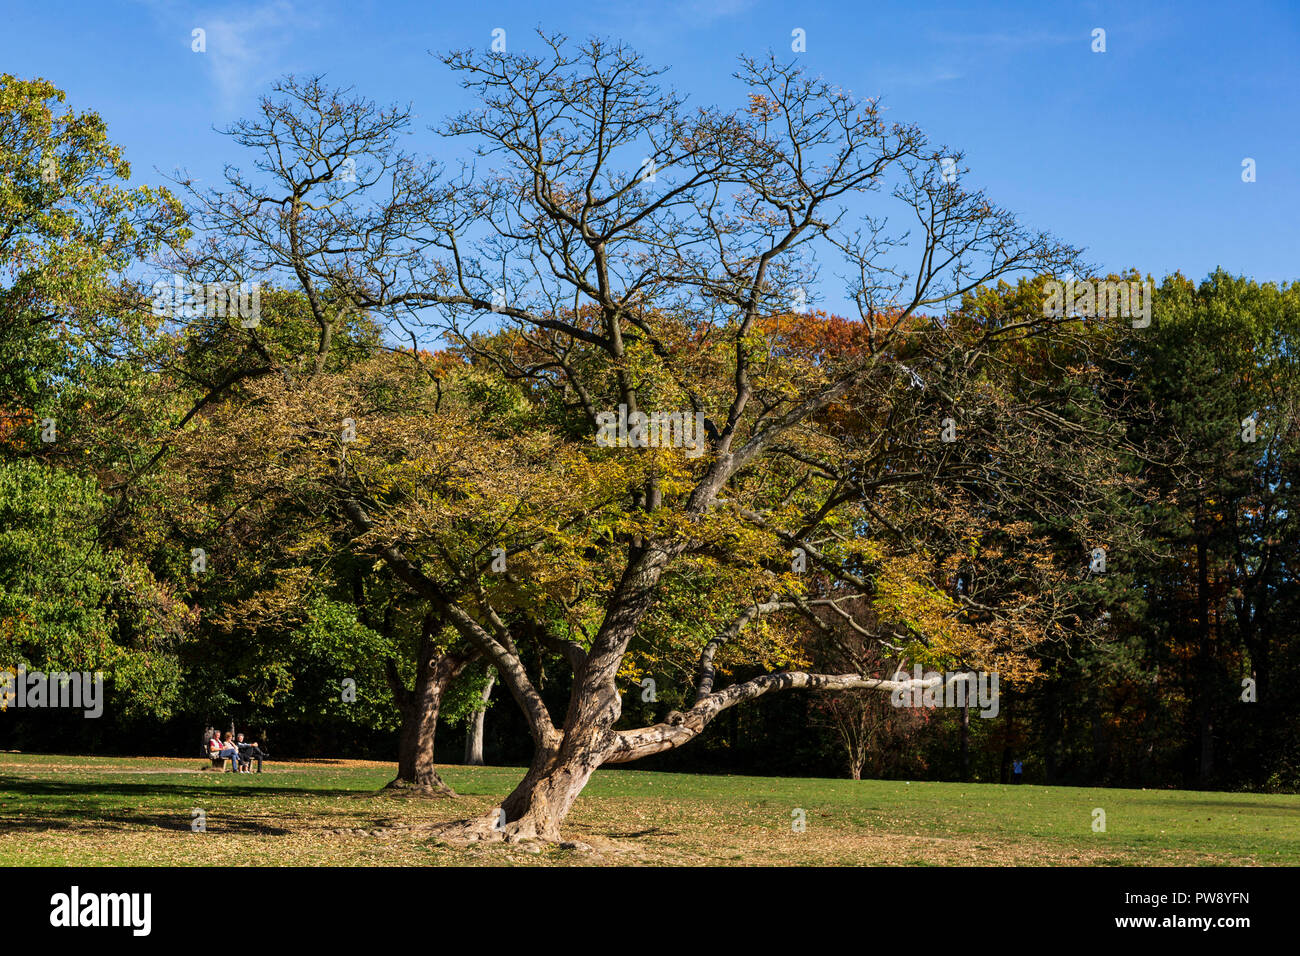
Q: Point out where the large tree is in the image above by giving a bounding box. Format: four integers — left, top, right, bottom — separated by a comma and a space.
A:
0, 73, 184, 421
156, 37, 1155, 838
153, 77, 485, 791
0, 74, 192, 724
318, 36, 1112, 840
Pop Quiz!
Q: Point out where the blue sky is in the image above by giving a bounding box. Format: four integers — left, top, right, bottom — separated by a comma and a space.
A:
3, 0, 1296, 310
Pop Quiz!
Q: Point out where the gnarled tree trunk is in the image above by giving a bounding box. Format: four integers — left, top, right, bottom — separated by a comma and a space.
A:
496, 695, 618, 839
437, 638, 631, 842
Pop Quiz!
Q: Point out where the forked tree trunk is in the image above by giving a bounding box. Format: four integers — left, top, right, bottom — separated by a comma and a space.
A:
443, 671, 625, 842
496, 742, 605, 839
432, 663, 961, 842
457, 552, 667, 839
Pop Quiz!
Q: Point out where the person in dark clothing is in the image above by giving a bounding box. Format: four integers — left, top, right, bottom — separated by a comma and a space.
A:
1012, 758, 1024, 784
235, 733, 267, 773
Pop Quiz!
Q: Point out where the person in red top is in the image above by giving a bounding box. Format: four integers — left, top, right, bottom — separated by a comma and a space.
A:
215, 731, 241, 772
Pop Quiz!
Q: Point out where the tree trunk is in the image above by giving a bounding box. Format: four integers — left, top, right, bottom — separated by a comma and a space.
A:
435, 658, 625, 842
496, 747, 602, 841
960, 700, 970, 781
1043, 680, 1060, 785
431, 729, 609, 844
465, 550, 663, 838
384, 619, 472, 796
999, 694, 1014, 784
463, 670, 495, 766
1195, 525, 1215, 786
426, 661, 967, 842
388, 669, 451, 794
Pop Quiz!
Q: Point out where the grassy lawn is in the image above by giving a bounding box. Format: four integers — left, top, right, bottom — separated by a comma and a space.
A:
0, 752, 1296, 866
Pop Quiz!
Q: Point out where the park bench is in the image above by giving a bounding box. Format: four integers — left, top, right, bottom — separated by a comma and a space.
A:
200, 727, 243, 772
201, 744, 237, 771
204, 749, 235, 771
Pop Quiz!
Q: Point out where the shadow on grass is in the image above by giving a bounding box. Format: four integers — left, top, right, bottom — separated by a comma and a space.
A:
0, 773, 508, 838
0, 807, 295, 835
1156, 799, 1300, 813
0, 775, 381, 836
0, 774, 360, 802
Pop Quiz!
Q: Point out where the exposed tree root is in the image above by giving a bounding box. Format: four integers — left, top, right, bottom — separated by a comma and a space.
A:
326, 810, 621, 856
412, 808, 587, 848
375, 777, 458, 798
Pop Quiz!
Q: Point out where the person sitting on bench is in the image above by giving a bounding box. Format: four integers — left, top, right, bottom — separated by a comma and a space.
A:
215, 731, 242, 772
235, 733, 266, 773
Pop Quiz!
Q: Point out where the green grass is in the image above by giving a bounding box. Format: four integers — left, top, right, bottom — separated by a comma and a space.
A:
1, 752, 1296, 865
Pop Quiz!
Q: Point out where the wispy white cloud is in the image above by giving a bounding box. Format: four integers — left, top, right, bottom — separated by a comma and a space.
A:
139, 0, 316, 111
201, 3, 300, 107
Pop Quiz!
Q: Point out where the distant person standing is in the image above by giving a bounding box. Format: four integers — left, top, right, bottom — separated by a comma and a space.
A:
1012, 759, 1024, 784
